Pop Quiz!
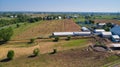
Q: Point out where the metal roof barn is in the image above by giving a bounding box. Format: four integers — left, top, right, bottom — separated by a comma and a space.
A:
52, 32, 74, 36
111, 44, 120, 47
94, 29, 105, 33
101, 32, 112, 38
111, 35, 120, 42
111, 26, 120, 36
73, 32, 91, 36
81, 27, 89, 31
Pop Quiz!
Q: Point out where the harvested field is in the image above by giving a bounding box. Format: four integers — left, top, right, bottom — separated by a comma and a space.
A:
13, 19, 80, 40
94, 19, 120, 25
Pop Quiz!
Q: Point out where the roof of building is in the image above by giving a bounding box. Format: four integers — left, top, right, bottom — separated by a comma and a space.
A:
81, 27, 89, 31
111, 44, 120, 47
112, 35, 120, 39
98, 23, 106, 26
53, 32, 74, 36
111, 26, 120, 36
101, 32, 112, 35
94, 29, 105, 32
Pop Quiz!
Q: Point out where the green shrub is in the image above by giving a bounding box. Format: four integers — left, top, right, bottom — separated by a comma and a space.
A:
66, 36, 71, 40
7, 50, 14, 60
30, 38, 35, 43
33, 48, 39, 56
54, 36, 59, 42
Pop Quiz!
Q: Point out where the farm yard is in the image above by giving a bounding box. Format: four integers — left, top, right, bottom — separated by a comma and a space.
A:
0, 12, 120, 67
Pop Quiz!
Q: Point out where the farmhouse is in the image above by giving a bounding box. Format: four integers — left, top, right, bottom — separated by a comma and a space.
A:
101, 32, 112, 38
111, 35, 120, 42
111, 26, 120, 36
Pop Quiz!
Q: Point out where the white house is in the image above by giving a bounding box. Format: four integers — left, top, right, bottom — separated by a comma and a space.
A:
94, 29, 105, 35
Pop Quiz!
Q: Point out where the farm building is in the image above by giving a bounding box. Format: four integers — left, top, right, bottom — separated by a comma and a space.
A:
101, 32, 112, 38
111, 26, 120, 36
81, 27, 90, 32
111, 35, 120, 42
97, 23, 106, 28
52, 32, 91, 36
52, 32, 74, 36
73, 32, 91, 36
111, 44, 120, 47
94, 29, 105, 35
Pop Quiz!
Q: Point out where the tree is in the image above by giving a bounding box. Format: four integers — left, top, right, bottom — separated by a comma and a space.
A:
0, 27, 13, 42
16, 23, 20, 28
54, 36, 59, 42
30, 38, 35, 43
33, 48, 39, 56
7, 50, 14, 60
66, 36, 71, 40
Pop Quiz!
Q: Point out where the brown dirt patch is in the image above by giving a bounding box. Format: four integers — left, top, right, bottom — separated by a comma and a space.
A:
94, 19, 120, 25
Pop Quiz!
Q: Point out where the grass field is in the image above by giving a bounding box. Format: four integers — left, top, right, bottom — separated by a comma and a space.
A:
0, 47, 120, 67
12, 19, 80, 40
94, 19, 120, 25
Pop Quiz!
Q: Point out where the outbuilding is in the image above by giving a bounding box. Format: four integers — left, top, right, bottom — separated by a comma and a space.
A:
52, 32, 74, 36
111, 26, 120, 36
111, 35, 120, 42
73, 32, 91, 36
81, 27, 90, 32
101, 32, 112, 38
94, 29, 105, 35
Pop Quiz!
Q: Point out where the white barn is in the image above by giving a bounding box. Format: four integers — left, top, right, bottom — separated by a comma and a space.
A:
52, 32, 74, 36
81, 27, 89, 32
73, 32, 91, 36
101, 32, 112, 38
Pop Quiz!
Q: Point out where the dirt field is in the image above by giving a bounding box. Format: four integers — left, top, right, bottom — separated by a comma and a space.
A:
13, 19, 80, 40
94, 19, 120, 25
0, 47, 120, 67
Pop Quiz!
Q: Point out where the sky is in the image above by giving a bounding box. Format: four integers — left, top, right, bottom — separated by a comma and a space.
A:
0, 0, 120, 12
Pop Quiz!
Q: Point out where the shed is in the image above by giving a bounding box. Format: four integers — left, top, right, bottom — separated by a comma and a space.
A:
94, 29, 105, 35
81, 27, 89, 32
111, 35, 120, 42
101, 32, 112, 38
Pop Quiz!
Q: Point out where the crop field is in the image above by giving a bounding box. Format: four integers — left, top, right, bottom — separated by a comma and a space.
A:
13, 19, 80, 40
94, 19, 120, 25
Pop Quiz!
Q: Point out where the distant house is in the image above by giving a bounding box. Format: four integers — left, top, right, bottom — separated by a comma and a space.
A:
111, 26, 120, 36
58, 16, 62, 20
101, 32, 112, 38
111, 35, 120, 42
97, 23, 106, 28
